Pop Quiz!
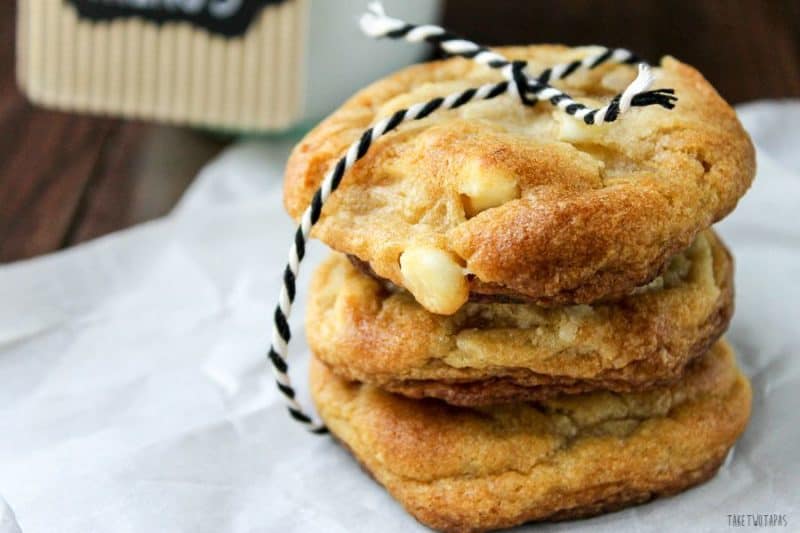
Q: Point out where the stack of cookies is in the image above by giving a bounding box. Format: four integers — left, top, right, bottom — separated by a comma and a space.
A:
283, 46, 755, 531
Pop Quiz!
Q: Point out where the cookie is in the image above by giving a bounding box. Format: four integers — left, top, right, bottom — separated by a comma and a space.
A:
307, 230, 733, 405
285, 46, 754, 314
310, 340, 751, 532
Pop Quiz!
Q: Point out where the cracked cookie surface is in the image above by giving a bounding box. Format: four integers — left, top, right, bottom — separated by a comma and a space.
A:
307, 230, 733, 405
284, 45, 754, 314
310, 340, 751, 532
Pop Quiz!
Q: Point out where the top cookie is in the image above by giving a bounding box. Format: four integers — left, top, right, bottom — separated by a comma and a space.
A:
284, 46, 755, 314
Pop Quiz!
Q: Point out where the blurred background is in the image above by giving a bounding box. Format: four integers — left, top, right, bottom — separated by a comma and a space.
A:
1, 0, 798, 263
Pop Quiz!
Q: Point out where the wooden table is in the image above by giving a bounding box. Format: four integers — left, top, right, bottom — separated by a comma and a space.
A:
1, 0, 798, 263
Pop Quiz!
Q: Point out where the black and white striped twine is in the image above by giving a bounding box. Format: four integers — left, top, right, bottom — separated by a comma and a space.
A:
268, 2, 679, 433
360, 2, 677, 123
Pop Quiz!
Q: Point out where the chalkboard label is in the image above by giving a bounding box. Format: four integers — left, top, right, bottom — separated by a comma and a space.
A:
65, 0, 289, 37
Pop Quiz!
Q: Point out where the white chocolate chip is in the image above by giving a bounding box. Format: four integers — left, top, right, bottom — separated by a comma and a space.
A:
558, 320, 579, 342
556, 113, 611, 143
458, 160, 519, 217
399, 246, 469, 315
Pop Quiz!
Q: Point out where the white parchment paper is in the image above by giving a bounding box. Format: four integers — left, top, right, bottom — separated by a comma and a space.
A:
1, 102, 799, 532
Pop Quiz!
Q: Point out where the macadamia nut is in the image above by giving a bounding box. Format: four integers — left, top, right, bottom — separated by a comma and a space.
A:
458, 160, 519, 217
400, 246, 469, 315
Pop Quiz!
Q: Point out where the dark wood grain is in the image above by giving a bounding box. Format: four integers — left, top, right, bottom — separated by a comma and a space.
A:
0, 2, 226, 263
0, 0, 798, 263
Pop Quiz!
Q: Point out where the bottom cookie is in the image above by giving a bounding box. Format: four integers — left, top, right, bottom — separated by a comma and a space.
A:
310, 340, 751, 532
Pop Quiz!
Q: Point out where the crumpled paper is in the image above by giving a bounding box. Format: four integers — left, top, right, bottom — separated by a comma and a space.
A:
1, 101, 799, 532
